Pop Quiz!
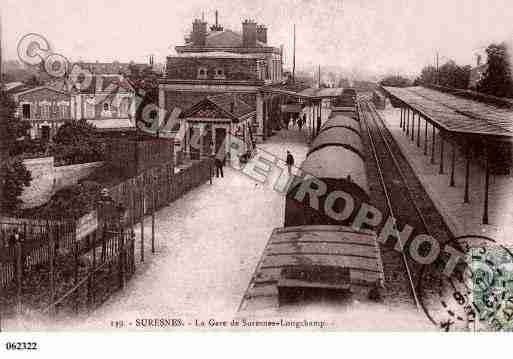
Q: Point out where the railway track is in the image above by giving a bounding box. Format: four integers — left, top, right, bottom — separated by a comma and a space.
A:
358, 100, 455, 317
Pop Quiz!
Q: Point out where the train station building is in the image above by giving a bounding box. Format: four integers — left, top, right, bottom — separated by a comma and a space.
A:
159, 13, 284, 145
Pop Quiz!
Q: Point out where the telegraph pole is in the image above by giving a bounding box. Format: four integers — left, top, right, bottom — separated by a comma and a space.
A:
436, 51, 440, 85
292, 24, 296, 83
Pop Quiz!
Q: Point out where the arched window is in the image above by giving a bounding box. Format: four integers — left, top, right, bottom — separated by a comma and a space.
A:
197, 67, 208, 79
103, 102, 110, 111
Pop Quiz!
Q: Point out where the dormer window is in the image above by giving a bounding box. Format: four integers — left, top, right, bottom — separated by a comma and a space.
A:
103, 102, 110, 111
214, 68, 225, 79
197, 67, 208, 79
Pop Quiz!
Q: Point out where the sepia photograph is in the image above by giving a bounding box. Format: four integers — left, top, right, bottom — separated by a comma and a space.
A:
1, 0, 513, 355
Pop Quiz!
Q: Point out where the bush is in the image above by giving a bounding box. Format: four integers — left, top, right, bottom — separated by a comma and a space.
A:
51, 120, 106, 165
0, 158, 32, 213
38, 181, 104, 219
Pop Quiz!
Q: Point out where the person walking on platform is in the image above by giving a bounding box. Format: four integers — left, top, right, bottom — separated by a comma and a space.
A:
286, 151, 295, 175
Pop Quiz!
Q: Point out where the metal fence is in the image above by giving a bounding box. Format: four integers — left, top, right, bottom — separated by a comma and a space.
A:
0, 157, 213, 326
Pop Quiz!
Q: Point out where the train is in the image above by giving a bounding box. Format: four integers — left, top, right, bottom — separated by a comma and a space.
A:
284, 113, 370, 228
238, 89, 384, 312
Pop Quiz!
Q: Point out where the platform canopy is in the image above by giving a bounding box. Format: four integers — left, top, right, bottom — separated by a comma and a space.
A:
383, 86, 513, 141
260, 84, 344, 101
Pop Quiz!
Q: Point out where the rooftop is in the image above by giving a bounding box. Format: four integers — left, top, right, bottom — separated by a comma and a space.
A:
76, 74, 135, 94
173, 51, 266, 59
383, 86, 513, 140
180, 93, 255, 121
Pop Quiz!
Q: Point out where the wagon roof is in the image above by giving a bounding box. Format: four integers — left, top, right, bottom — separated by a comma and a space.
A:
309, 127, 364, 158
238, 225, 384, 313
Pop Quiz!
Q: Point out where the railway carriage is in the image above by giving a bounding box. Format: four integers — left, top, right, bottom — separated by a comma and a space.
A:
285, 122, 370, 228
331, 90, 358, 118
238, 226, 384, 311
319, 114, 361, 135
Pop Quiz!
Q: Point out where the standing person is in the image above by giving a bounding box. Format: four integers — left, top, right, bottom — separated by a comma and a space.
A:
298, 116, 304, 132
98, 188, 115, 262
286, 150, 295, 175
11, 228, 26, 278
215, 156, 224, 178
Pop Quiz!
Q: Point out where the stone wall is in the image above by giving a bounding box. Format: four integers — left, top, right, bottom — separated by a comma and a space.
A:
20, 157, 104, 209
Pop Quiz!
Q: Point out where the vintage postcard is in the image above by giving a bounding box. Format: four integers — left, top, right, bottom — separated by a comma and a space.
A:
1, 0, 513, 355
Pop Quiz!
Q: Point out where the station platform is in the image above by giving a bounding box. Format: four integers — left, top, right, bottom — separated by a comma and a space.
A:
378, 105, 513, 246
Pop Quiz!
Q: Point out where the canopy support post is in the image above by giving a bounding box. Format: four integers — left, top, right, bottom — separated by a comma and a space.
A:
483, 144, 490, 225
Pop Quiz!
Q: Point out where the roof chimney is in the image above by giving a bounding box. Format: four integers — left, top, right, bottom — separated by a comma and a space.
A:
242, 19, 257, 47
192, 19, 207, 47
210, 10, 224, 32
256, 25, 267, 44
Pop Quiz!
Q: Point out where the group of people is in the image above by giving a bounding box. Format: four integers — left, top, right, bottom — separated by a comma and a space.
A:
285, 113, 307, 132
212, 151, 295, 178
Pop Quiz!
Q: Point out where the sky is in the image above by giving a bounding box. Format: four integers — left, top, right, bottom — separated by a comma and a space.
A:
2, 0, 513, 79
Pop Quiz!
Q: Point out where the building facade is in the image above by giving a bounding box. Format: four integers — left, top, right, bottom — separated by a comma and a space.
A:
11, 86, 73, 140
73, 74, 137, 132
159, 15, 284, 142
8, 74, 137, 140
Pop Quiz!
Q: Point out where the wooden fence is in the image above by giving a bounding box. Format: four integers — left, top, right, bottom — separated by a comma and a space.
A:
109, 157, 213, 223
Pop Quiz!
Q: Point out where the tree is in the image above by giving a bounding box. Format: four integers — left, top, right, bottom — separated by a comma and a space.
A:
1, 89, 32, 213
0, 89, 31, 147
478, 43, 513, 98
415, 61, 471, 89
0, 158, 32, 213
415, 65, 437, 86
437, 61, 471, 89
379, 75, 412, 87
51, 119, 106, 165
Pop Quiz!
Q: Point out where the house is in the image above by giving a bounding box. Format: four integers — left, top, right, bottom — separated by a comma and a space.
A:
7, 73, 137, 140
73, 74, 137, 133
159, 12, 285, 142
179, 93, 255, 158
10, 86, 73, 141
